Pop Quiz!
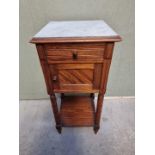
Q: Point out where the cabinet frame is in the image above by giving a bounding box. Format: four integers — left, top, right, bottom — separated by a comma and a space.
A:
35, 42, 114, 133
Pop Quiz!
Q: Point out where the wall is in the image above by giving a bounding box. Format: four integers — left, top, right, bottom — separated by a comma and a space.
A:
19, 0, 135, 99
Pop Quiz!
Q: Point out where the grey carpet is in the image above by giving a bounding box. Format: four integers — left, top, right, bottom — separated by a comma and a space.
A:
19, 97, 135, 155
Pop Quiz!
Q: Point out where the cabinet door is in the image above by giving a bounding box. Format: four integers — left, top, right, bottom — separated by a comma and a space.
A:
50, 63, 102, 93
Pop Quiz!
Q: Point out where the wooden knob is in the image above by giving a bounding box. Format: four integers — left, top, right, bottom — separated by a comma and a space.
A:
72, 52, 78, 60
52, 75, 57, 82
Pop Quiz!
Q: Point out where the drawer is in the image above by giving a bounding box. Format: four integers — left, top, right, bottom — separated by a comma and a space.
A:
44, 43, 105, 63
46, 49, 104, 62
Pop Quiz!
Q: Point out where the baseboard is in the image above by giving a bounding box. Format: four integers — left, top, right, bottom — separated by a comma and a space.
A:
20, 96, 135, 101
104, 96, 135, 99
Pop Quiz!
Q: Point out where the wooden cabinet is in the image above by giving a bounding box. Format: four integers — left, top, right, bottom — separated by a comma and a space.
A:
30, 20, 121, 133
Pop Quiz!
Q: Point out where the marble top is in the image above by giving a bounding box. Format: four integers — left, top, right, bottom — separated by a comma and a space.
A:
33, 20, 118, 38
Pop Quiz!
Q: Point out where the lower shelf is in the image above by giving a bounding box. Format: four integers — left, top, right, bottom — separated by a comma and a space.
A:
60, 95, 95, 127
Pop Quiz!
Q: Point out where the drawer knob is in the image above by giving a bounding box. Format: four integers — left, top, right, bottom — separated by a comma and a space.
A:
72, 52, 78, 60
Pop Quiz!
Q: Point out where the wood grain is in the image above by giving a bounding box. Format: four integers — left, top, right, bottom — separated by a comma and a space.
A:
56, 64, 94, 70
93, 63, 102, 89
60, 96, 95, 126
104, 43, 114, 59
44, 42, 106, 50
36, 44, 53, 94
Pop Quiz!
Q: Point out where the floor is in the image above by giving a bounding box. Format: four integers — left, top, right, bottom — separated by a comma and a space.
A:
19, 97, 135, 155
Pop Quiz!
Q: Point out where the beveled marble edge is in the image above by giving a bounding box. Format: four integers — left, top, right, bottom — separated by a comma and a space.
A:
30, 36, 122, 43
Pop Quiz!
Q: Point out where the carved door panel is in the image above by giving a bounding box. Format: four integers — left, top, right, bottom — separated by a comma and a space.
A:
50, 63, 102, 92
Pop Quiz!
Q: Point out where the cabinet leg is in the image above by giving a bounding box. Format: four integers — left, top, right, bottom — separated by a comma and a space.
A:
94, 93, 104, 133
94, 125, 100, 134
50, 94, 62, 133
56, 125, 62, 134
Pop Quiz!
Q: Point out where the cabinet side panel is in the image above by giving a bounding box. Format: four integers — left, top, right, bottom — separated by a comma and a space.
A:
104, 42, 114, 59
100, 42, 115, 93
36, 44, 53, 94
93, 63, 102, 89
100, 60, 112, 94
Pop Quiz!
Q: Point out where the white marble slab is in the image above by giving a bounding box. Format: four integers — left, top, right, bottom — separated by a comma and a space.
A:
33, 20, 118, 38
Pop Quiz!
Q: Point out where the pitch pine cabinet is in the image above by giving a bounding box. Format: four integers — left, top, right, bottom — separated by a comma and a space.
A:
30, 20, 121, 133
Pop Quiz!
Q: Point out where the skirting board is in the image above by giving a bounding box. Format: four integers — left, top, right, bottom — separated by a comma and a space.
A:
104, 96, 135, 99
20, 96, 135, 101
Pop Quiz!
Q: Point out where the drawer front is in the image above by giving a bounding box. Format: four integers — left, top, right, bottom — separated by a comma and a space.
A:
49, 63, 102, 93
45, 43, 105, 63
46, 49, 103, 62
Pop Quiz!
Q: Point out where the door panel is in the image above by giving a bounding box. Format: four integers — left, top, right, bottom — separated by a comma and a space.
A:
59, 69, 93, 84
49, 63, 102, 92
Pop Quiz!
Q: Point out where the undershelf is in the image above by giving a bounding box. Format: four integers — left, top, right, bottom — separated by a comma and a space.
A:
60, 95, 95, 127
